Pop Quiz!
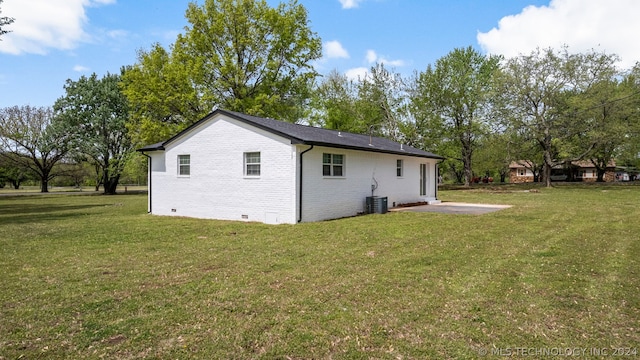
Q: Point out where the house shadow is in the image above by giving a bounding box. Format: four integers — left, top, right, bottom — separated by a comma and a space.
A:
0, 203, 106, 225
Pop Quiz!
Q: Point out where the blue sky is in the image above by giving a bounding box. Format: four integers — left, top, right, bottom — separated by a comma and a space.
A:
1, 0, 638, 108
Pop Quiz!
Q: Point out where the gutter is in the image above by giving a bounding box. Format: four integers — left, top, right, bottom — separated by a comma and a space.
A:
297, 145, 314, 223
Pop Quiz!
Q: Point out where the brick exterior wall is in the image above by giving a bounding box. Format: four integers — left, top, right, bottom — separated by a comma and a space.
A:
509, 169, 535, 183
150, 115, 297, 224
300, 146, 438, 222
581, 170, 615, 182
508, 167, 616, 183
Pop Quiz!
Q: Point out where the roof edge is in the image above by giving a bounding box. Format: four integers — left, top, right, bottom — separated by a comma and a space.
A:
298, 141, 445, 159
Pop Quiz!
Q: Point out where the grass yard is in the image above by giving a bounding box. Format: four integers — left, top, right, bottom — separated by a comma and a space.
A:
1, 186, 639, 359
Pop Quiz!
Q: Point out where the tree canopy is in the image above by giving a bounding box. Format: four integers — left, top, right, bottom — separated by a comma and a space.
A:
122, 0, 322, 145
494, 47, 623, 186
0, 0, 14, 39
54, 71, 133, 195
310, 64, 407, 142
409, 47, 501, 186
0, 106, 70, 192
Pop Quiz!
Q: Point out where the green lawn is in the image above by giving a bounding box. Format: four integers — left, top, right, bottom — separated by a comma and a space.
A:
1, 186, 639, 359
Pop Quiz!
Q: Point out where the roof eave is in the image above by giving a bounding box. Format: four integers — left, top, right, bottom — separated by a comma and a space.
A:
299, 141, 444, 159
137, 143, 165, 152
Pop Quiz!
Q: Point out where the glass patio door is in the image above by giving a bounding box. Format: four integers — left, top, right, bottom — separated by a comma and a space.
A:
420, 163, 428, 196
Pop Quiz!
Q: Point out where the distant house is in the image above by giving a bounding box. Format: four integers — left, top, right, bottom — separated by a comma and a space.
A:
509, 160, 616, 183
138, 109, 444, 224
508, 161, 538, 183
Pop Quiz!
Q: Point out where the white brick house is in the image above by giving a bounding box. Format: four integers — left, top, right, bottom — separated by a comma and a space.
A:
138, 109, 443, 224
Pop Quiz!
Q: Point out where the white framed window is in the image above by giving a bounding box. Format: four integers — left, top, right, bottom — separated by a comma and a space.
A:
244, 152, 261, 176
323, 153, 344, 177
518, 168, 526, 176
178, 155, 190, 176
397, 159, 403, 177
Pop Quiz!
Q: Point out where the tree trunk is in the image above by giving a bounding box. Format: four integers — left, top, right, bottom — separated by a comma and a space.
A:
450, 163, 464, 184
463, 158, 472, 187
461, 134, 473, 187
41, 179, 49, 193
103, 175, 119, 195
543, 163, 552, 187
104, 181, 117, 194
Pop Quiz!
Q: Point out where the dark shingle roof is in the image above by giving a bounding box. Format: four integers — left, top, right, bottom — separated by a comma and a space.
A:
138, 109, 443, 159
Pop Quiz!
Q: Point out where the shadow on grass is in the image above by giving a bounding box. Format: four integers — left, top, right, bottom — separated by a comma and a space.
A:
0, 203, 106, 225
440, 182, 640, 191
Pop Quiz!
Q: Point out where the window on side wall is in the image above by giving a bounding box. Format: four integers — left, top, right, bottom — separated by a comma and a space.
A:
178, 155, 190, 176
244, 152, 261, 176
397, 159, 403, 177
323, 153, 344, 177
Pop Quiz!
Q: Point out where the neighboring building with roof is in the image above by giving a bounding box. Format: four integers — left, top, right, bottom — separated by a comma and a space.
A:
138, 109, 444, 224
508, 161, 539, 184
509, 160, 616, 183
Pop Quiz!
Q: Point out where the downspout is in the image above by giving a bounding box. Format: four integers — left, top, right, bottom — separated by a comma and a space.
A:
297, 145, 314, 223
140, 152, 152, 213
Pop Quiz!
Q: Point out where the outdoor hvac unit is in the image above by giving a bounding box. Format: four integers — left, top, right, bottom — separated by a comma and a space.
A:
366, 196, 388, 214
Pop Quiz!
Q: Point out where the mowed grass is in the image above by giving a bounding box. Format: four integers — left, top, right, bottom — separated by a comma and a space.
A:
1, 186, 639, 359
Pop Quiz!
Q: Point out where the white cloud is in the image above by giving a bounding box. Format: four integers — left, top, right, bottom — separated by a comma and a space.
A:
0, 0, 116, 55
341, 50, 407, 82
477, 0, 640, 69
338, 0, 364, 9
345, 67, 369, 81
366, 49, 377, 63
73, 65, 90, 72
324, 40, 349, 59
365, 49, 405, 67
106, 29, 128, 39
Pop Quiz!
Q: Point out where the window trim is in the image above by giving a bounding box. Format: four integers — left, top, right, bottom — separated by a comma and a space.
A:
397, 159, 403, 177
322, 153, 345, 177
177, 154, 190, 177
244, 151, 261, 177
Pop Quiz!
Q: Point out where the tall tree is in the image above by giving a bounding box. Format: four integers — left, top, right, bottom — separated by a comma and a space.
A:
54, 71, 133, 195
311, 65, 409, 144
121, 44, 206, 145
0, 0, 14, 39
578, 76, 638, 181
309, 70, 361, 131
0, 106, 70, 192
0, 153, 31, 189
409, 46, 501, 186
122, 0, 322, 145
356, 63, 407, 141
617, 63, 640, 170
495, 47, 620, 187
473, 132, 514, 183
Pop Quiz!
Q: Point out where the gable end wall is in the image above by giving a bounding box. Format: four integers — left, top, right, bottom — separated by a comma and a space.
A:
150, 115, 297, 224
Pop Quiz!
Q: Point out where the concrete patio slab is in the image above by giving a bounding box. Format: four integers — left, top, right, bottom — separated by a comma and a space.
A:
390, 202, 512, 215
